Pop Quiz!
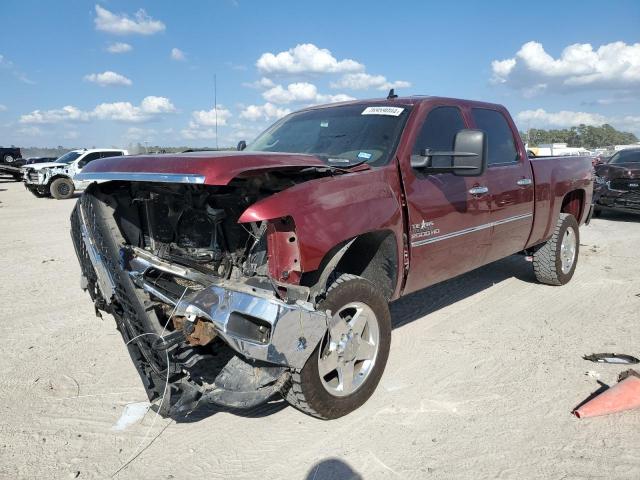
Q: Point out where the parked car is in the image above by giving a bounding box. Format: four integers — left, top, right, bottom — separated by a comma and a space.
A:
23, 148, 128, 199
71, 96, 593, 419
0, 147, 24, 180
593, 147, 640, 215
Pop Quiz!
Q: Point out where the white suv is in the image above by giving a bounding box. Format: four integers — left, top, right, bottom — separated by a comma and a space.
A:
23, 148, 128, 199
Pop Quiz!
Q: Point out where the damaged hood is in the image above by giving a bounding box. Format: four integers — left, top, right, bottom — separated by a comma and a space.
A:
76, 151, 328, 186
25, 162, 65, 171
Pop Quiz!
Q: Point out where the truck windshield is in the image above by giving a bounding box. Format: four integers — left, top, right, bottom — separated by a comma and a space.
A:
609, 149, 640, 164
55, 151, 82, 164
247, 104, 411, 166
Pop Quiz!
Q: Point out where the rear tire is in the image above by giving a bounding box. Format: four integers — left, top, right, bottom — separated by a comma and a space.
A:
533, 213, 579, 286
284, 274, 391, 419
3, 154, 15, 164
50, 178, 75, 200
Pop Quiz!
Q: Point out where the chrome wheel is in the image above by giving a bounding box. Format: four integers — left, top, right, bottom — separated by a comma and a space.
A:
318, 302, 380, 397
560, 227, 577, 274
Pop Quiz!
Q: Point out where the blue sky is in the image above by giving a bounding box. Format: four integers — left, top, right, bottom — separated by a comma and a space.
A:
1, 0, 639, 148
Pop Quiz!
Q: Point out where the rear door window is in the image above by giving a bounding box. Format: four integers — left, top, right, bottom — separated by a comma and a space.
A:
100, 151, 123, 158
471, 108, 519, 166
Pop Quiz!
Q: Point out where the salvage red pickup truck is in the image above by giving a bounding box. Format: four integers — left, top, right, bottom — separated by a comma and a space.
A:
71, 96, 593, 419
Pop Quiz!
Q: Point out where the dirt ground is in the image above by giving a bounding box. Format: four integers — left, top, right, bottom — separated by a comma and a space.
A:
1, 177, 639, 480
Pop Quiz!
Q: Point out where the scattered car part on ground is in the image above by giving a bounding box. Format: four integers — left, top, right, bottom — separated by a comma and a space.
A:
583, 353, 640, 364
23, 149, 128, 199
71, 95, 594, 419
573, 370, 640, 419
593, 147, 640, 216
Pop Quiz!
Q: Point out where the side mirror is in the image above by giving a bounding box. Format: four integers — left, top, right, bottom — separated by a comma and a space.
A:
77, 159, 88, 168
237, 140, 247, 151
451, 129, 487, 177
410, 129, 487, 177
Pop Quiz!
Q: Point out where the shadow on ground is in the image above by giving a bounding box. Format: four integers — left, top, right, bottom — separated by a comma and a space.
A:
305, 458, 362, 480
390, 254, 535, 328
594, 209, 640, 223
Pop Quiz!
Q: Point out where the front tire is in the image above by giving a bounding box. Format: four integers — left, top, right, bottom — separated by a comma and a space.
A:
533, 213, 579, 285
284, 274, 391, 419
50, 178, 75, 200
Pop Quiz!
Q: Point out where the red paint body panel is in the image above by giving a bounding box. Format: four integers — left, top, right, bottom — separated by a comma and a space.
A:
82, 151, 326, 185
526, 156, 593, 247
81, 96, 594, 301
240, 167, 405, 283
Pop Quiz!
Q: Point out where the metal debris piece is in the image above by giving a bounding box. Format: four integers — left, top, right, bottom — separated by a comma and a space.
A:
583, 353, 640, 365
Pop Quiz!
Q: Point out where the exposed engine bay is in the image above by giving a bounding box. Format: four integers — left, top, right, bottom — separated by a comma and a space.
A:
71, 171, 332, 417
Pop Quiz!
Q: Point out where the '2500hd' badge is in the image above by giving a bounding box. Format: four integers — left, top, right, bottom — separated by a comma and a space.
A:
411, 220, 440, 240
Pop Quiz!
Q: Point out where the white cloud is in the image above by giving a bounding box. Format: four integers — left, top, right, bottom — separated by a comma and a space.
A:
19, 106, 90, 124
181, 106, 233, 139
0, 104, 7, 112
93, 96, 175, 122
262, 82, 354, 105
243, 77, 276, 89
84, 71, 132, 87
330, 73, 411, 91
20, 96, 175, 125
257, 43, 364, 75
240, 103, 291, 122
106, 42, 132, 54
516, 109, 640, 135
139, 96, 175, 114
491, 41, 640, 94
94, 5, 165, 35
490, 59, 516, 83
170, 48, 186, 61
189, 106, 232, 127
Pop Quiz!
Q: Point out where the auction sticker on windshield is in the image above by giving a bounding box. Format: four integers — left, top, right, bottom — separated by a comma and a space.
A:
361, 106, 405, 116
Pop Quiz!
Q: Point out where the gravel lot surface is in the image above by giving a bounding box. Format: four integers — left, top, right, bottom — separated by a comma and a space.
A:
1, 177, 639, 479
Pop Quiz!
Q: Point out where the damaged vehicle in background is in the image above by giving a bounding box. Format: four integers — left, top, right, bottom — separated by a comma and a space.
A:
593, 147, 640, 216
23, 148, 128, 199
71, 95, 593, 419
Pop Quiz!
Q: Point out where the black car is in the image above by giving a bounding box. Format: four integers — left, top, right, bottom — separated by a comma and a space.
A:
0, 147, 24, 180
593, 147, 640, 215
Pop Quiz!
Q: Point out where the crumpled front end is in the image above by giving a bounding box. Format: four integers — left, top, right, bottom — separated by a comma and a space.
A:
594, 177, 640, 215
70, 177, 329, 416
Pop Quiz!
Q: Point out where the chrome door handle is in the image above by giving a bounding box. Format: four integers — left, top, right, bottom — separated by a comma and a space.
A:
517, 178, 532, 186
468, 186, 489, 196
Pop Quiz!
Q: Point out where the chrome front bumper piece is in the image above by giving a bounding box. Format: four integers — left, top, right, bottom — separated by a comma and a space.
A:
126, 247, 328, 369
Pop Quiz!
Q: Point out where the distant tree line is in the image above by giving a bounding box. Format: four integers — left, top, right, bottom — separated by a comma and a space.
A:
519, 124, 638, 149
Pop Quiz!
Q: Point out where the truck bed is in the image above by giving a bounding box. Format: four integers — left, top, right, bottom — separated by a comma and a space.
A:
527, 155, 593, 247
